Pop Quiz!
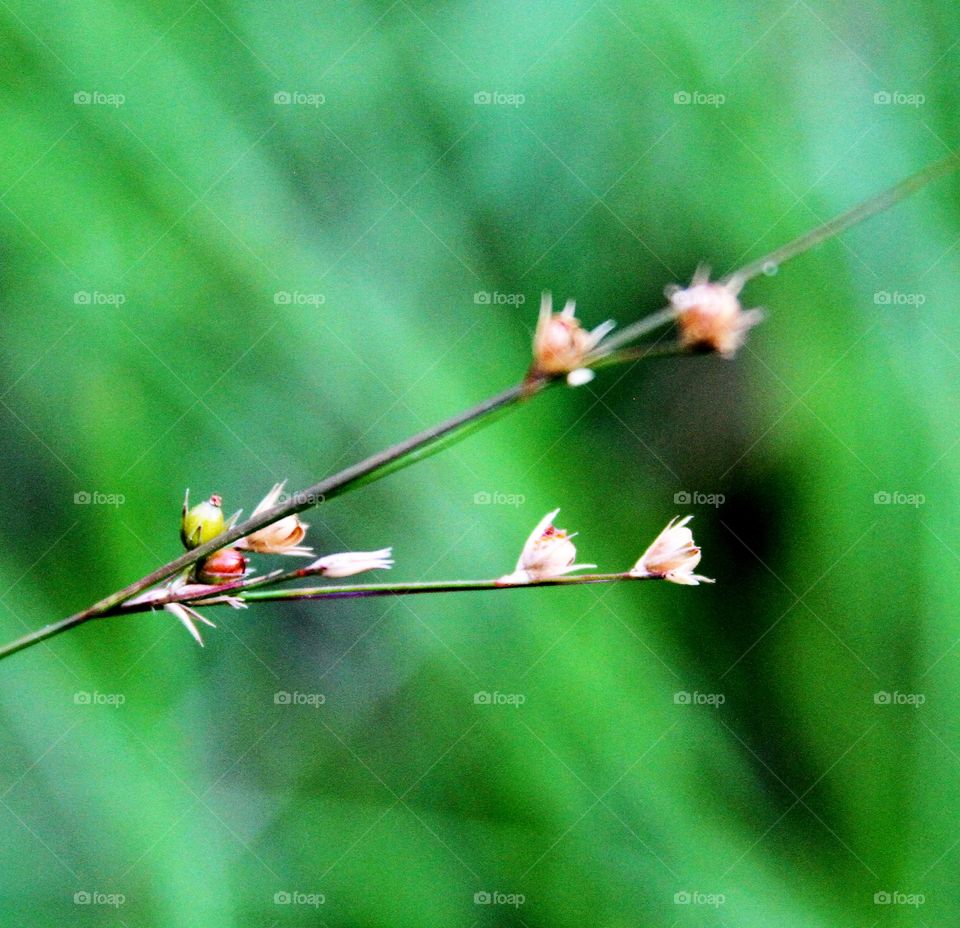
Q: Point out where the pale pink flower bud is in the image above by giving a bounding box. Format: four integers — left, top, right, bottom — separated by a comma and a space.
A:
667, 268, 763, 359
630, 516, 714, 586
237, 481, 313, 557
531, 294, 614, 384
309, 548, 394, 578
497, 508, 596, 585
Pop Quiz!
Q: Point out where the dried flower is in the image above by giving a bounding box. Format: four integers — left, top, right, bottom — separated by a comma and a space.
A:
667, 268, 763, 358
164, 602, 215, 646
180, 490, 225, 549
308, 548, 394, 578
237, 481, 313, 557
629, 516, 714, 585
497, 508, 596, 585
195, 547, 249, 584
531, 293, 614, 385
163, 595, 246, 647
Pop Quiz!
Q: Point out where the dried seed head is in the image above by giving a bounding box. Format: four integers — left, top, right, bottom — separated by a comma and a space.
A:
531, 294, 614, 385
308, 548, 394, 578
630, 516, 714, 586
668, 268, 763, 359
497, 508, 596, 585
236, 481, 313, 557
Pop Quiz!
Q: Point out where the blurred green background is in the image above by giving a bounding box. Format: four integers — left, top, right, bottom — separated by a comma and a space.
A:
1, 0, 958, 925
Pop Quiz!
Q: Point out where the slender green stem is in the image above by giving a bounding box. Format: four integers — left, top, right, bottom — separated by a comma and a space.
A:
2, 154, 957, 663
0, 615, 94, 661
597, 154, 960, 361
0, 571, 654, 657
598, 305, 676, 354
235, 572, 651, 601
591, 341, 689, 368
723, 152, 960, 286
59, 380, 544, 624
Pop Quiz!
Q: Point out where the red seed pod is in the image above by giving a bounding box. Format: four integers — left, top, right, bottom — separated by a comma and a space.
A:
195, 547, 248, 585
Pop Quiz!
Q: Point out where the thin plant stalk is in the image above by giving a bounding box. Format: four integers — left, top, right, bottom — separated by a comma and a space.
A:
0, 154, 957, 663
604, 153, 960, 353
725, 152, 960, 286
0, 573, 655, 658
64, 381, 544, 623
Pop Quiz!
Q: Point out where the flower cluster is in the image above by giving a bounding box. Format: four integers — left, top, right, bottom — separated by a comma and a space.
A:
497, 510, 713, 586
151, 282, 739, 647
171, 483, 392, 643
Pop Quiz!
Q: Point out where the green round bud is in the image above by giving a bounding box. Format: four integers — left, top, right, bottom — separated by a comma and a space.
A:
180, 491, 225, 550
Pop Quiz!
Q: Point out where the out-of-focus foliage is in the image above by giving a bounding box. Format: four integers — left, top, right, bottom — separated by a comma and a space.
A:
1, 1, 959, 925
